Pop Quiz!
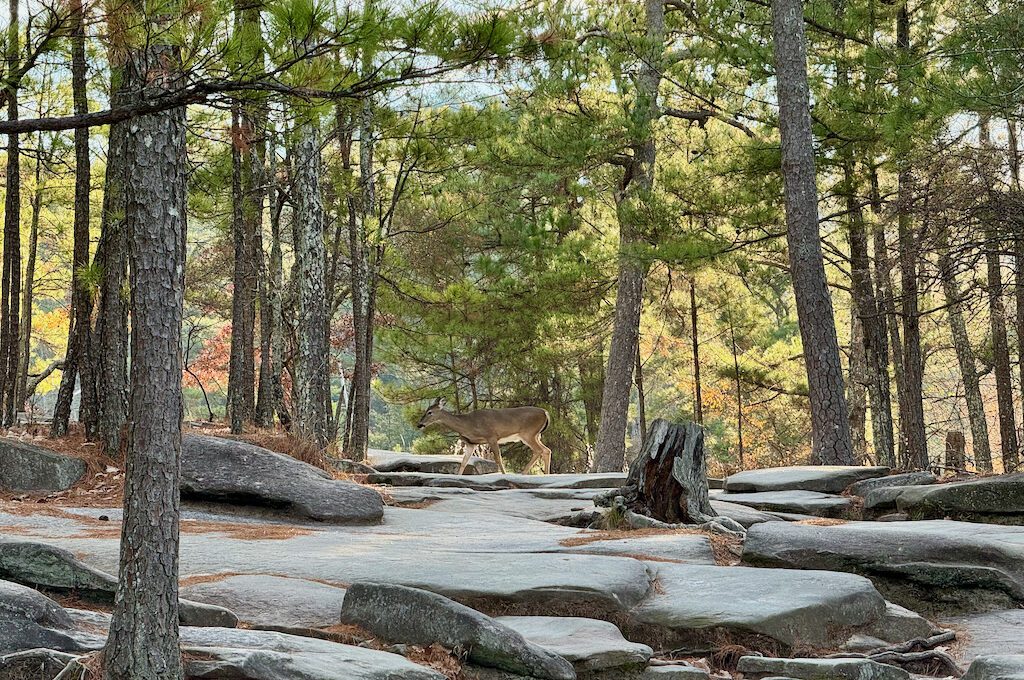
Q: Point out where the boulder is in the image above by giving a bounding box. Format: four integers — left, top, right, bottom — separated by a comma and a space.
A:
629, 562, 886, 651
862, 602, 933, 643
0, 539, 117, 597
495, 616, 651, 671
558, 532, 716, 565
181, 435, 384, 524
736, 656, 910, 680
847, 472, 936, 497
963, 655, 1024, 680
713, 491, 852, 518
181, 574, 346, 628
340, 582, 576, 680
895, 474, 1024, 524
367, 449, 500, 475
861, 487, 919, 517
0, 648, 78, 679
742, 520, 1024, 613
179, 599, 239, 628
0, 580, 101, 655
0, 439, 86, 492
724, 466, 889, 494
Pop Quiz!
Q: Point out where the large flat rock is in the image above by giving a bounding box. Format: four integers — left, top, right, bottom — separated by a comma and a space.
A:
848, 472, 936, 497
0, 506, 654, 618
946, 609, 1024, 662
724, 466, 889, 494
495, 616, 652, 671
368, 449, 500, 475
709, 500, 783, 527
894, 474, 1024, 524
392, 487, 601, 523
628, 562, 886, 650
743, 520, 1024, 613
714, 490, 853, 517
181, 435, 384, 524
181, 574, 346, 628
367, 471, 628, 491
0, 438, 86, 492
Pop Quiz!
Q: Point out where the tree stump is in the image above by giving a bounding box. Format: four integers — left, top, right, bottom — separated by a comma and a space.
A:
598, 419, 716, 525
945, 431, 966, 471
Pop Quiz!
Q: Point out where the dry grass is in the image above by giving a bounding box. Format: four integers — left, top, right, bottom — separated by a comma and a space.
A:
558, 526, 742, 566
180, 519, 315, 540
796, 517, 849, 526
317, 625, 462, 679
179, 572, 246, 587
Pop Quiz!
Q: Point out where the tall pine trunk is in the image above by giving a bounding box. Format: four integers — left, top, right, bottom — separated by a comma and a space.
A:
93, 65, 130, 457
347, 95, 375, 461
291, 119, 331, 450
102, 15, 187, 679
894, 3, 928, 470
16, 141, 43, 412
771, 0, 854, 465
227, 0, 264, 432
937, 228, 992, 471
52, 0, 93, 438
591, 0, 661, 472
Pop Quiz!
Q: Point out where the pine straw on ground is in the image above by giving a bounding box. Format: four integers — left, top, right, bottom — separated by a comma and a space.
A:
317, 625, 463, 679
558, 527, 743, 566
795, 517, 848, 526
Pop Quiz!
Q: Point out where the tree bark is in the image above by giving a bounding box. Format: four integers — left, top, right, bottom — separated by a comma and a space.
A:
227, 0, 264, 433
265, 142, 289, 428
1008, 120, 1024, 460
92, 66, 130, 457
0, 0, 21, 427
16, 140, 43, 412
347, 96, 375, 461
844, 160, 894, 466
591, 0, 661, 472
102, 17, 187, 679
689, 278, 703, 425
291, 119, 331, 451
937, 229, 992, 472
770, 0, 854, 465
52, 0, 93, 438
578, 349, 604, 448
848, 307, 868, 461
985, 225, 1019, 472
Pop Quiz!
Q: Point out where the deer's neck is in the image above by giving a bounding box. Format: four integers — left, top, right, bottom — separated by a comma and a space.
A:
437, 410, 467, 432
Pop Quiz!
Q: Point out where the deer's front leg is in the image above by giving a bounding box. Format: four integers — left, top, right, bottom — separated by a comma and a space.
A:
457, 440, 476, 475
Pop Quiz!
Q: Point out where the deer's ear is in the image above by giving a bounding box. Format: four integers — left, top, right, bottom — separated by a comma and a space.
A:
437, 397, 447, 409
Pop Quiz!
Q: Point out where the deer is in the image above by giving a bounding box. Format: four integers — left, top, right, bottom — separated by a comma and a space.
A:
416, 398, 552, 475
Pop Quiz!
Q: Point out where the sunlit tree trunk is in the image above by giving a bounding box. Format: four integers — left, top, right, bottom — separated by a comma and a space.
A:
291, 118, 332, 450
771, 0, 854, 465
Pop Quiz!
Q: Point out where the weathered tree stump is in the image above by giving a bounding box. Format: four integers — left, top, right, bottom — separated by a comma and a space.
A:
945, 431, 966, 471
597, 419, 717, 525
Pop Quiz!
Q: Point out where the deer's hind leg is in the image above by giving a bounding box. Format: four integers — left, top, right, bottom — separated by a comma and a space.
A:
523, 434, 552, 474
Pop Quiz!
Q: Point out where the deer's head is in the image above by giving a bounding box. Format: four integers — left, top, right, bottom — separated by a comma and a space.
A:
417, 398, 448, 429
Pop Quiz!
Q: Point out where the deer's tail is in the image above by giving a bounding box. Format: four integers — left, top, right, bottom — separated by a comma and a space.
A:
540, 409, 550, 435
